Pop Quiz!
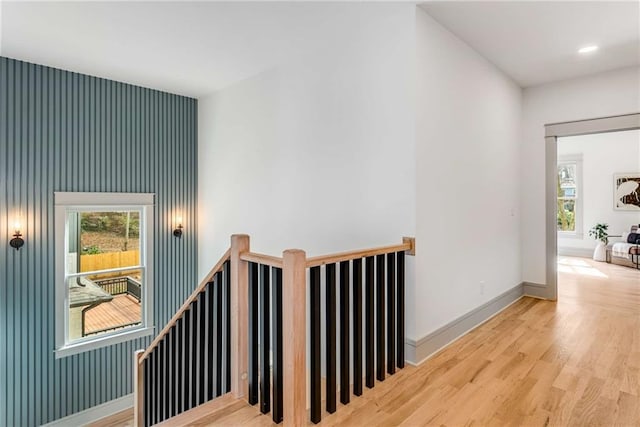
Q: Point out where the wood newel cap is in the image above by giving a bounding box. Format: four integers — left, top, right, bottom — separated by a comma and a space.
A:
283, 248, 306, 257
231, 234, 250, 246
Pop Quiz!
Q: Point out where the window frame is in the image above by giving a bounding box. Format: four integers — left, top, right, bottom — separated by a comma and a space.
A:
557, 155, 583, 238
54, 192, 155, 358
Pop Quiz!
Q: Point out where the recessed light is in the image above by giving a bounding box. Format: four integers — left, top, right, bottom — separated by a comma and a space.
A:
578, 45, 599, 54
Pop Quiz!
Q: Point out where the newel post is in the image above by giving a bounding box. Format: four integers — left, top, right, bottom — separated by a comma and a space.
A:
282, 249, 307, 426
133, 350, 144, 427
231, 234, 250, 399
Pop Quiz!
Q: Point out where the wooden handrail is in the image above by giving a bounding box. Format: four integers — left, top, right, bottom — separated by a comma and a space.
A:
240, 240, 415, 270
139, 248, 231, 361
240, 252, 284, 268
306, 237, 415, 268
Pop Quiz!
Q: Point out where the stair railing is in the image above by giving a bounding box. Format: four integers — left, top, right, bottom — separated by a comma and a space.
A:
303, 237, 415, 424
133, 246, 233, 426
134, 234, 415, 426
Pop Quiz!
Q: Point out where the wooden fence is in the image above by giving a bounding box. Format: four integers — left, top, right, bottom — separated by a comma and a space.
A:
80, 250, 141, 278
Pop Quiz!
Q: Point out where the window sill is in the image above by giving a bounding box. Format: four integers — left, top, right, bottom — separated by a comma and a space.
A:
55, 326, 155, 359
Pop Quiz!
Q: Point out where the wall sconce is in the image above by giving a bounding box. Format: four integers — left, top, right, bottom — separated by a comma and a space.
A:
173, 215, 183, 238
9, 220, 25, 250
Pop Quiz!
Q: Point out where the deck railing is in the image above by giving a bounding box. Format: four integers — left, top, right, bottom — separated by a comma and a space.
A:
95, 276, 142, 301
134, 234, 415, 426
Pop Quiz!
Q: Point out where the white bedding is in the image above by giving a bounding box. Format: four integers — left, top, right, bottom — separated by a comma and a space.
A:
612, 242, 636, 259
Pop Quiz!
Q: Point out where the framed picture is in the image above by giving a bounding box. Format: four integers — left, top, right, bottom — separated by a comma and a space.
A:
614, 173, 640, 210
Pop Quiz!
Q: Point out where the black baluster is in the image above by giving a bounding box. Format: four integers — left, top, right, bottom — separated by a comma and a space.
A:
225, 261, 232, 392
326, 263, 337, 413
259, 264, 271, 414
387, 253, 396, 375
175, 318, 183, 415
215, 271, 224, 396
353, 258, 363, 396
248, 262, 259, 405
198, 292, 207, 404
153, 346, 159, 423
144, 356, 150, 427
158, 340, 164, 422
397, 251, 405, 369
149, 351, 155, 426
165, 335, 171, 421
340, 261, 350, 404
365, 256, 375, 389
211, 278, 219, 398
168, 328, 174, 418
165, 336, 171, 421
183, 309, 191, 411
310, 266, 321, 423
206, 282, 215, 400
190, 301, 199, 409
376, 254, 385, 382
272, 267, 283, 424
140, 357, 151, 427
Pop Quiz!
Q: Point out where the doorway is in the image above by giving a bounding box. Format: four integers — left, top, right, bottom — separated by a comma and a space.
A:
544, 113, 640, 300
556, 129, 640, 301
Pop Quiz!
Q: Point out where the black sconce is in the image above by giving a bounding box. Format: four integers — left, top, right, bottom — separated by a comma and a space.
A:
173, 216, 183, 238
9, 220, 25, 250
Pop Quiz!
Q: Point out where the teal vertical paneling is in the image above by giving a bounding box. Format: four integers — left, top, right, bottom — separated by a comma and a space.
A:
0, 57, 198, 426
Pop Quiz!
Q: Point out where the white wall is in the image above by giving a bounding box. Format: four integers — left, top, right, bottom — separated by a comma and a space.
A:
521, 67, 640, 284
198, 4, 417, 336
415, 9, 522, 339
558, 130, 640, 255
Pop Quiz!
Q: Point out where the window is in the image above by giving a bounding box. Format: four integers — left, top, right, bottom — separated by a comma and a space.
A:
557, 156, 583, 236
55, 192, 154, 358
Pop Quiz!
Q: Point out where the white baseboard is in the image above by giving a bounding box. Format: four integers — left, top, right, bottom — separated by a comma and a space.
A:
42, 394, 133, 427
405, 282, 525, 365
558, 246, 593, 258
523, 281, 549, 299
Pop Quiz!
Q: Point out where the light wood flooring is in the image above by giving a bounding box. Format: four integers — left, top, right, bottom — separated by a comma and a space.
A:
91, 257, 640, 426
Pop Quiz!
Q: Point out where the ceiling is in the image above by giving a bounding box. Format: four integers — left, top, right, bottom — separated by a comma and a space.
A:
0, 2, 351, 98
1, 2, 638, 97
420, 1, 640, 88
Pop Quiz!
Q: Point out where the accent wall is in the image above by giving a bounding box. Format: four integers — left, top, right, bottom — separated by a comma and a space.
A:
0, 57, 198, 426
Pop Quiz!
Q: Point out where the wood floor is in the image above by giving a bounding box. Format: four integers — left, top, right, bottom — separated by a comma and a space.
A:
91, 257, 640, 426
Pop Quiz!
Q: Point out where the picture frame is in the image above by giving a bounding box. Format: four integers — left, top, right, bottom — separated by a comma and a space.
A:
614, 173, 640, 210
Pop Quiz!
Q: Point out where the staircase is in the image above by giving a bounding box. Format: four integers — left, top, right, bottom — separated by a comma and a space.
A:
133, 234, 415, 426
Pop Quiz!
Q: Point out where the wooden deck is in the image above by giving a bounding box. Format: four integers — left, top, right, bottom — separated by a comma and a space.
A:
91, 257, 640, 426
84, 294, 141, 335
